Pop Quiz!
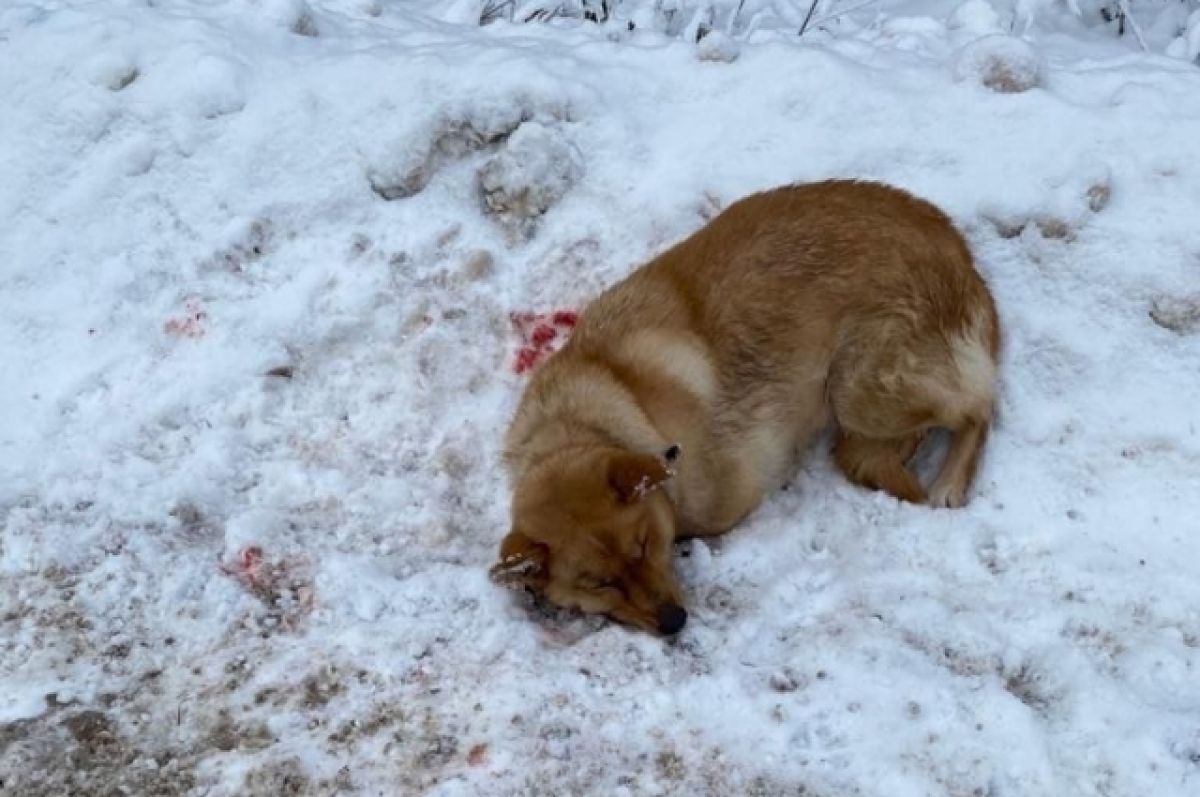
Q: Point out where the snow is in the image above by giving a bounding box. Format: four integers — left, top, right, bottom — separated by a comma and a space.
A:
696, 29, 743, 61
478, 120, 585, 238
1168, 8, 1200, 61
948, 0, 1004, 36
953, 33, 1044, 92
2, 0, 1200, 794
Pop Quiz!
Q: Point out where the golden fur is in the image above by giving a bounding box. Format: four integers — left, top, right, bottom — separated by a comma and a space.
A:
491, 179, 1001, 635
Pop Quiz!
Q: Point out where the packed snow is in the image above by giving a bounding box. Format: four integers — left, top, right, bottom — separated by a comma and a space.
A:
2, 0, 1200, 795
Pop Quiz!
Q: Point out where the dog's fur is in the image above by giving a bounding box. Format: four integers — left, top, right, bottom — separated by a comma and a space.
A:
491, 180, 1001, 635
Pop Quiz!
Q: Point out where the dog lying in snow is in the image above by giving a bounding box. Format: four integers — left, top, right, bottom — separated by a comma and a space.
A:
490, 180, 1001, 636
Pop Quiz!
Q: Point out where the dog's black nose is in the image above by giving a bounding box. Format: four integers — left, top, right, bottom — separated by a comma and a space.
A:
657, 604, 688, 635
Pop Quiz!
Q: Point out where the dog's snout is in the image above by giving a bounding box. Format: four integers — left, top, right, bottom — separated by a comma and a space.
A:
656, 604, 687, 635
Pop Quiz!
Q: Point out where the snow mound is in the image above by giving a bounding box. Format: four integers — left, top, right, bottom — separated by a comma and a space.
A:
980, 158, 1113, 240
82, 50, 140, 92
1166, 9, 1200, 62
256, 0, 320, 36
183, 55, 247, 118
478, 121, 583, 237
1150, 295, 1200, 335
366, 96, 572, 201
954, 34, 1044, 93
697, 30, 741, 62
948, 0, 1004, 37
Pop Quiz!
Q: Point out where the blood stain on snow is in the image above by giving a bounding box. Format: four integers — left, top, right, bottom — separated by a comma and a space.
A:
164, 299, 208, 338
220, 545, 266, 589
219, 545, 316, 629
509, 309, 578, 375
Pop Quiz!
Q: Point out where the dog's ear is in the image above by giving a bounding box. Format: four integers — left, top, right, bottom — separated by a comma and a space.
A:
489, 530, 549, 589
607, 448, 678, 504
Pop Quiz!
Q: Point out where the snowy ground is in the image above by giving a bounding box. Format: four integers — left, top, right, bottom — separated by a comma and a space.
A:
3, 0, 1200, 794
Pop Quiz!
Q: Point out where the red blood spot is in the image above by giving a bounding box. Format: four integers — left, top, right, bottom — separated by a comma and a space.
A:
552, 311, 578, 327
164, 299, 208, 339
509, 307, 579, 375
217, 545, 315, 629
239, 545, 263, 574
513, 347, 540, 374
219, 545, 266, 587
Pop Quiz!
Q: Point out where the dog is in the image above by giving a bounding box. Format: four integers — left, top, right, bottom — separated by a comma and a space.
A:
489, 179, 1001, 636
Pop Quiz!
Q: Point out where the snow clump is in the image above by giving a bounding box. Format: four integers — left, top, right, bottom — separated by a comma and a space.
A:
954, 34, 1044, 93
477, 121, 583, 237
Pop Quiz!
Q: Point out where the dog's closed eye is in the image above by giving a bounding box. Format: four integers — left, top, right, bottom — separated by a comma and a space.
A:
580, 575, 622, 592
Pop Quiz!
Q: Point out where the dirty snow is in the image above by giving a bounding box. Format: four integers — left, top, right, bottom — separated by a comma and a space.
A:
2, 0, 1200, 795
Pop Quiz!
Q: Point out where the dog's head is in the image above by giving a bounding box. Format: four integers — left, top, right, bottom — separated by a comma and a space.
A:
490, 444, 688, 635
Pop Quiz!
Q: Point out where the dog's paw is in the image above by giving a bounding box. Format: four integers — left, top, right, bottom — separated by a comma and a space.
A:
926, 480, 968, 509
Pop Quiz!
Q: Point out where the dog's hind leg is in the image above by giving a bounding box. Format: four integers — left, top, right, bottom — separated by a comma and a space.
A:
826, 334, 933, 504
921, 322, 997, 508
833, 430, 927, 504
927, 417, 989, 508
829, 306, 997, 507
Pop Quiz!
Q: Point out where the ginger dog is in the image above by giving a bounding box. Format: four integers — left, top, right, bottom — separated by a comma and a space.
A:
490, 180, 1000, 635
